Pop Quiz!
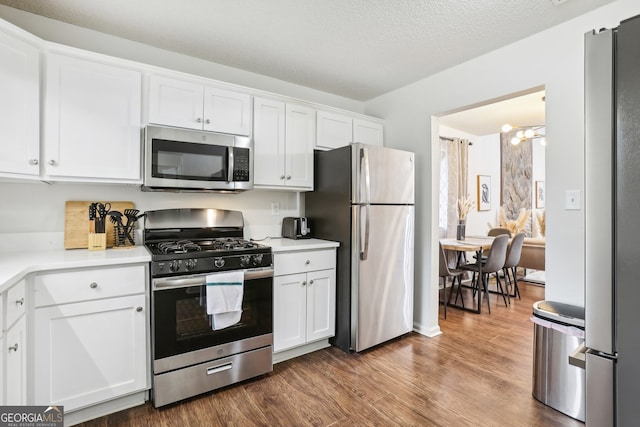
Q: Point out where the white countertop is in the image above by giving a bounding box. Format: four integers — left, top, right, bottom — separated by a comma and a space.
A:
0, 246, 151, 293
258, 238, 339, 253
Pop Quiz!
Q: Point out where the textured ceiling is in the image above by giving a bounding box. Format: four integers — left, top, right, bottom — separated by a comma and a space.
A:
0, 0, 617, 101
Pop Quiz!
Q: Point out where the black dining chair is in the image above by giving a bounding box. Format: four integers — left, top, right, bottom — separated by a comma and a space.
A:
503, 232, 526, 300
439, 243, 465, 318
460, 234, 509, 313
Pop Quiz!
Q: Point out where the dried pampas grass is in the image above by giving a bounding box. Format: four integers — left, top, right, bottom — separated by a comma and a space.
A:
487, 206, 531, 235
536, 210, 546, 237
457, 195, 474, 221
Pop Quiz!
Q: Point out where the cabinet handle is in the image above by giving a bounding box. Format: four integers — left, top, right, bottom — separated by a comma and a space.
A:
29, 159, 38, 165
48, 160, 56, 166
15, 298, 24, 306
136, 306, 143, 312
302, 281, 307, 286
280, 175, 285, 180
89, 282, 98, 289
8, 343, 18, 352
196, 117, 202, 123
286, 176, 291, 180
305, 260, 310, 265
309, 280, 314, 285
205, 119, 211, 124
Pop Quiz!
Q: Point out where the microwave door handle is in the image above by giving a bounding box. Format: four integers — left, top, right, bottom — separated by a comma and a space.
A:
227, 147, 234, 183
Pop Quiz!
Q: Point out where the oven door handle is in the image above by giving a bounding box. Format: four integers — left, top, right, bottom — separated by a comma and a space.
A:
153, 267, 274, 290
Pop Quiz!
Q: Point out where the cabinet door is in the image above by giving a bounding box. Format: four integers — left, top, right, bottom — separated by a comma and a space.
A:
203, 86, 251, 136
353, 119, 383, 146
285, 103, 315, 189
0, 31, 39, 177
5, 316, 26, 405
34, 295, 148, 411
44, 54, 142, 181
316, 111, 353, 150
306, 269, 336, 343
148, 75, 204, 130
253, 98, 285, 186
273, 273, 307, 352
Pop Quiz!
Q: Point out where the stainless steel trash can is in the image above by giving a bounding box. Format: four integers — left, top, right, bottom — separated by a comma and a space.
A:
532, 300, 586, 422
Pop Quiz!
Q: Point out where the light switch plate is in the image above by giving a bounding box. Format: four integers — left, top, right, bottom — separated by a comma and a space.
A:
271, 202, 280, 216
565, 190, 580, 210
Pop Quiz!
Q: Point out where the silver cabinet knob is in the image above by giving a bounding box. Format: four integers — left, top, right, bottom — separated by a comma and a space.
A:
305, 260, 310, 265
8, 343, 18, 352
89, 282, 98, 289
15, 298, 24, 306
29, 159, 38, 165
309, 280, 314, 285
136, 306, 143, 312
302, 281, 307, 286
48, 160, 56, 166
205, 119, 211, 124
196, 117, 202, 123
280, 175, 285, 180
286, 176, 291, 180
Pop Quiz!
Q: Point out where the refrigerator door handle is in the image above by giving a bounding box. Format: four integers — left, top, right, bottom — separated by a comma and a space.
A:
361, 146, 371, 204
360, 204, 370, 260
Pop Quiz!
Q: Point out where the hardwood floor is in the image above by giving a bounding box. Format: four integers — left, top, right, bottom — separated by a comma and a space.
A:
79, 279, 583, 426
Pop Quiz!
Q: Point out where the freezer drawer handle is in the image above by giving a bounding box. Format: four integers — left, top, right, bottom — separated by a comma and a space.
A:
207, 362, 233, 375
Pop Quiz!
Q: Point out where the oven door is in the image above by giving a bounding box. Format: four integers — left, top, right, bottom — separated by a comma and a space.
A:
152, 268, 273, 374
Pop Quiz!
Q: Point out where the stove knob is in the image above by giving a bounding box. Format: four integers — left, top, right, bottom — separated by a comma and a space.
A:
168, 260, 180, 272
240, 255, 251, 267
185, 259, 197, 271
252, 254, 264, 266
214, 258, 225, 268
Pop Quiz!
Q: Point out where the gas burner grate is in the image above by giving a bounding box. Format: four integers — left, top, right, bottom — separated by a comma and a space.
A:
157, 240, 202, 254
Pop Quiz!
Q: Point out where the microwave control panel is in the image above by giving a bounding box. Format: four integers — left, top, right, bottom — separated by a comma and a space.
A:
232, 147, 250, 181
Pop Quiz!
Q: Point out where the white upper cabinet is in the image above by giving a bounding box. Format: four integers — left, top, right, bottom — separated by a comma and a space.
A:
43, 52, 142, 182
353, 118, 384, 146
148, 75, 251, 136
253, 97, 314, 190
316, 111, 384, 149
0, 29, 40, 178
316, 110, 353, 150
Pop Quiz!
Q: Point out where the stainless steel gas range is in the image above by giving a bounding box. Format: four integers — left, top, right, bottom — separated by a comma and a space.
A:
144, 208, 273, 407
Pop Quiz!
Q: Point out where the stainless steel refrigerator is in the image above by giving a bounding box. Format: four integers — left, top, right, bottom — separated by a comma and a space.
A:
305, 143, 415, 352
585, 14, 640, 427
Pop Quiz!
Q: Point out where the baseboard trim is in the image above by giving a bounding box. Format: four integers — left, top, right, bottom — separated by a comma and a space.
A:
413, 322, 442, 337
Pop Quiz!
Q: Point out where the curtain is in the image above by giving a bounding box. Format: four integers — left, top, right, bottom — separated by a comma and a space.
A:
440, 137, 470, 238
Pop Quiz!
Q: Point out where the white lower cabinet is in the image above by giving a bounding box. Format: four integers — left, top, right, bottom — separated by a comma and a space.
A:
5, 316, 26, 405
32, 264, 149, 413
273, 249, 336, 357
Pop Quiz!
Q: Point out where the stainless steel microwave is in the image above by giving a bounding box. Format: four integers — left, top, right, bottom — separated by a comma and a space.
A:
142, 125, 253, 192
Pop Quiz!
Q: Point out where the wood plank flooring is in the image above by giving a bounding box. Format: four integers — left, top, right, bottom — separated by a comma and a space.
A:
79, 279, 584, 426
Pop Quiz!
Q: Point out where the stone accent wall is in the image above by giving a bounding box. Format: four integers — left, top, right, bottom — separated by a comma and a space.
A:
501, 133, 532, 221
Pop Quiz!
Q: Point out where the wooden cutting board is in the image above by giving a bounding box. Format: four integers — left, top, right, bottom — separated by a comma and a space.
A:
64, 201, 135, 249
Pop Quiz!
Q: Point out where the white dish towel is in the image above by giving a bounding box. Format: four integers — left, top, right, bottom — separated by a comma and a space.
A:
206, 271, 244, 330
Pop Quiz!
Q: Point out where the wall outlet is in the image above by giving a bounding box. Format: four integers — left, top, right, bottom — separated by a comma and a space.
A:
271, 202, 280, 216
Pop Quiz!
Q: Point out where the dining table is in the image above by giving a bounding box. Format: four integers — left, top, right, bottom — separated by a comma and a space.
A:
440, 235, 495, 314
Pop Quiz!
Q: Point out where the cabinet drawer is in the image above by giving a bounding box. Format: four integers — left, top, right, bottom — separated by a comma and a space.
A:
274, 249, 335, 276
6, 279, 26, 328
34, 265, 146, 307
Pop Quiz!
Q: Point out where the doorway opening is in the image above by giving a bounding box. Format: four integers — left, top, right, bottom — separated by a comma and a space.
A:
436, 87, 547, 316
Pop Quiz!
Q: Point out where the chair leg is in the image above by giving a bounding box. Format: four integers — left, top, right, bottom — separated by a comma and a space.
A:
453, 275, 465, 308
495, 272, 509, 307
512, 267, 521, 300
482, 273, 491, 314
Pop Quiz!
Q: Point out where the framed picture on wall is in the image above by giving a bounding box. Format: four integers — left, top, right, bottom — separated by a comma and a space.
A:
477, 175, 491, 211
536, 181, 545, 208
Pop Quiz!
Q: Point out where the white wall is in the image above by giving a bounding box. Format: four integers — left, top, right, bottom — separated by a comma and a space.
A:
365, 0, 640, 335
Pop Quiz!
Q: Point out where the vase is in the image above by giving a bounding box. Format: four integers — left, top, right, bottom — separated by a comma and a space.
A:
456, 220, 466, 240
